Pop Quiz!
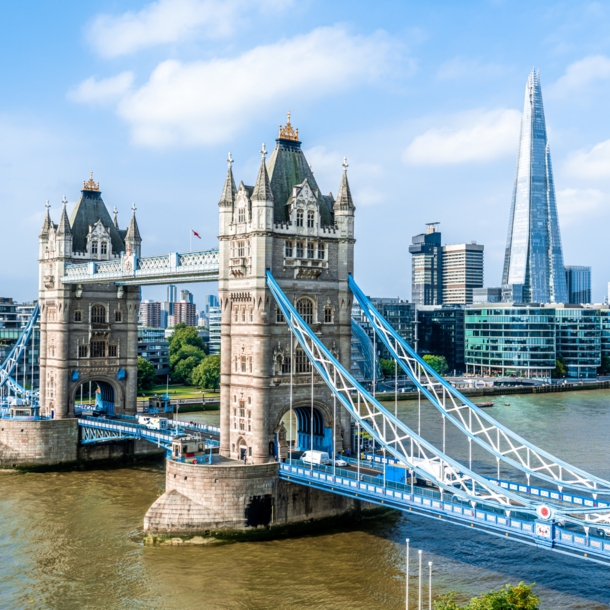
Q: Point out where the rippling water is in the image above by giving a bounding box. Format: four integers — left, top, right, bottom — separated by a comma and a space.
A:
1, 393, 610, 609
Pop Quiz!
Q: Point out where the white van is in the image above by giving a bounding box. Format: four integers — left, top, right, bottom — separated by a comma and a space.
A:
138, 416, 169, 430
301, 450, 331, 465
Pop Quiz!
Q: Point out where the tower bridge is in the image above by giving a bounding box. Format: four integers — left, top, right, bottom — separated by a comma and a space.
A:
1, 115, 610, 563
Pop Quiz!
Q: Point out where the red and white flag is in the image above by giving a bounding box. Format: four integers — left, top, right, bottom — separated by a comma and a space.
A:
192, 230, 202, 239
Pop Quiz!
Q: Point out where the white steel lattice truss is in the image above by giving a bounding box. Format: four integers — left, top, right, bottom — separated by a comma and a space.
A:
348, 275, 610, 526
60, 249, 220, 286
267, 271, 534, 513
0, 303, 39, 400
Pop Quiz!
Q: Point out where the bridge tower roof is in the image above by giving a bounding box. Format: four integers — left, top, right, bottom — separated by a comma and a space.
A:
69, 172, 126, 253
266, 112, 334, 226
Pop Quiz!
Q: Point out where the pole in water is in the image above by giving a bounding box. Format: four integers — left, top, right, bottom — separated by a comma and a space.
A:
428, 561, 432, 610
418, 550, 422, 610
405, 538, 410, 610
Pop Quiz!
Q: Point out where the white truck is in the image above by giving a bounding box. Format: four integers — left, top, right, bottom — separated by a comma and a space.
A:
137, 416, 169, 430
410, 456, 458, 485
301, 450, 331, 465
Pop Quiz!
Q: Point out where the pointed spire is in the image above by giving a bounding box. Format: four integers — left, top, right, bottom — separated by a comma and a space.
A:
126, 202, 141, 242
251, 144, 274, 202
56, 196, 72, 235
218, 152, 237, 207
113, 206, 119, 229
39, 200, 52, 238
334, 157, 354, 212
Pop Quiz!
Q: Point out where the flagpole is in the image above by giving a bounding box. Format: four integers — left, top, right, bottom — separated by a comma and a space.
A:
190, 230, 192, 252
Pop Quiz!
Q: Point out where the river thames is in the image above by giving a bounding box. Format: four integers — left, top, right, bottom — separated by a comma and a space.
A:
1, 390, 610, 609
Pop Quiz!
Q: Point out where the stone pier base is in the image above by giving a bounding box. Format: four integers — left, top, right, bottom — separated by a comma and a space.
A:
0, 419, 78, 469
144, 458, 377, 543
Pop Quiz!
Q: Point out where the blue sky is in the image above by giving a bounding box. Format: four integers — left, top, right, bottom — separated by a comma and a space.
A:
2, 0, 610, 305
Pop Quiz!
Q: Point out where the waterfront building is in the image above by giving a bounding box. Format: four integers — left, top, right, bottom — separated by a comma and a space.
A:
353, 298, 415, 360
409, 223, 442, 305
208, 305, 221, 355
441, 242, 484, 305
137, 327, 169, 376
502, 69, 568, 304
465, 304, 556, 377
600, 307, 610, 357
139, 300, 162, 328
416, 305, 465, 374
554, 306, 600, 379
473, 287, 502, 304
565, 266, 591, 304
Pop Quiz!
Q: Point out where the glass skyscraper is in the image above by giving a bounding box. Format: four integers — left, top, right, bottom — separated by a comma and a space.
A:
502, 69, 568, 304
565, 266, 591, 304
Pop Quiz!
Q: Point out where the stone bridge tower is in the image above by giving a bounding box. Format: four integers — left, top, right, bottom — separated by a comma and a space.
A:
218, 115, 356, 464
37, 174, 141, 418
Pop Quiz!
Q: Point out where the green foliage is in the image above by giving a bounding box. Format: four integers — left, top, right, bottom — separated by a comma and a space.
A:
434, 583, 539, 610
598, 354, 610, 375
552, 355, 567, 378
423, 354, 449, 375
137, 357, 156, 391
192, 355, 221, 391
168, 324, 207, 385
379, 358, 396, 376
168, 323, 206, 356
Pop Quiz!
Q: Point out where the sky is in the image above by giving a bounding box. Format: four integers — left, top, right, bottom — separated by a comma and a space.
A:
2, 0, 610, 305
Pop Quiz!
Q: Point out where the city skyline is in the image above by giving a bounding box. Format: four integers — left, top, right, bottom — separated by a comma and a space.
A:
2, 2, 610, 305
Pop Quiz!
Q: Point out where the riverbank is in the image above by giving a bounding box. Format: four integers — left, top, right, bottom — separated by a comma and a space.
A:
376, 379, 610, 402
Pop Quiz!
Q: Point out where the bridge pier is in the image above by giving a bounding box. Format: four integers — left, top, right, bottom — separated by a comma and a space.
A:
144, 458, 370, 543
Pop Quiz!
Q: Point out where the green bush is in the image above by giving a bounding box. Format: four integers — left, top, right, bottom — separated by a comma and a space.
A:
137, 357, 156, 391
192, 355, 221, 391
434, 583, 539, 610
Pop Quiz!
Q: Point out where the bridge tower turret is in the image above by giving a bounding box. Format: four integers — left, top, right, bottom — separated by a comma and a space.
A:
218, 114, 355, 465
37, 173, 140, 419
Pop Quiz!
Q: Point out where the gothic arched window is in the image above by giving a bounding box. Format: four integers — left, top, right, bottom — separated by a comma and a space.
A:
91, 305, 107, 324
91, 241, 98, 254
307, 211, 315, 228
238, 207, 246, 223
296, 297, 314, 325
101, 242, 108, 255
296, 210, 304, 227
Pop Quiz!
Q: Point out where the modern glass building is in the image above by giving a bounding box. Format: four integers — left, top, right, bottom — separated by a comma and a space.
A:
416, 305, 465, 374
502, 69, 568, 304
600, 308, 610, 357
409, 223, 442, 305
554, 306, 600, 378
465, 305, 556, 377
565, 266, 591, 304
208, 305, 221, 355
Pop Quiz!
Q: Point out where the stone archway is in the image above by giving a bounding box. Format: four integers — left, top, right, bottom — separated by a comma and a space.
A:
278, 400, 339, 455
71, 376, 122, 417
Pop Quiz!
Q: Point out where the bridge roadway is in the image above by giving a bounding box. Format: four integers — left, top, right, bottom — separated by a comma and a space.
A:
77, 415, 220, 450
279, 459, 610, 565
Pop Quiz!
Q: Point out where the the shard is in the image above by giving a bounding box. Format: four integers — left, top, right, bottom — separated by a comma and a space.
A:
502, 69, 568, 304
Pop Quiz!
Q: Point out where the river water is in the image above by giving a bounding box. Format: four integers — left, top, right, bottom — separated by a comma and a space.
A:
1, 391, 610, 609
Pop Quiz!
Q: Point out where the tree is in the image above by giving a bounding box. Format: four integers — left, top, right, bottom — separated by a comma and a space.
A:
423, 354, 449, 376
192, 355, 221, 391
137, 357, 156, 391
169, 344, 207, 369
434, 583, 539, 610
598, 354, 610, 375
379, 358, 396, 377
172, 356, 202, 385
168, 323, 206, 356
552, 355, 567, 378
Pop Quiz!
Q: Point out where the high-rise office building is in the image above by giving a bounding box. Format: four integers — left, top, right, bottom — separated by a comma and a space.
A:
139, 300, 162, 328
502, 69, 568, 304
473, 287, 502, 304
409, 223, 442, 305
208, 306, 221, 354
167, 285, 177, 303
180, 289, 194, 304
441, 243, 484, 305
565, 266, 591, 304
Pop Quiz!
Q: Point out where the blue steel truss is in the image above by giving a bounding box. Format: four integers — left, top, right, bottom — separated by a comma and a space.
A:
267, 271, 610, 537
348, 275, 610, 501
0, 303, 39, 401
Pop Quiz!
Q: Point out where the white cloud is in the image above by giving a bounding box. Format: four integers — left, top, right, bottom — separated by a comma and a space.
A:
549, 55, 610, 98
89, 0, 294, 58
436, 56, 505, 81
71, 26, 402, 148
564, 139, 610, 180
67, 72, 134, 105
402, 108, 520, 166
556, 188, 605, 225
